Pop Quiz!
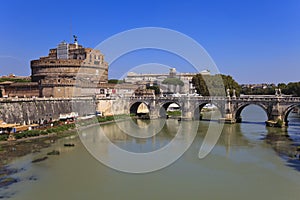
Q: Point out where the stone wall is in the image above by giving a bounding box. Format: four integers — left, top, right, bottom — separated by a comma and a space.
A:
3, 83, 40, 98
96, 99, 129, 116
0, 98, 97, 124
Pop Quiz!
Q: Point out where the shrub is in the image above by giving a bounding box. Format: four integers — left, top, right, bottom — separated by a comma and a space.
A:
0, 134, 8, 141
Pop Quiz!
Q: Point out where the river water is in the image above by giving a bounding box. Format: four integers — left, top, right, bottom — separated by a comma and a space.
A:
1, 105, 300, 200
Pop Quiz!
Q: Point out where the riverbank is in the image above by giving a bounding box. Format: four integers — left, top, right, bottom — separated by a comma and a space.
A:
0, 115, 129, 167
0, 115, 131, 191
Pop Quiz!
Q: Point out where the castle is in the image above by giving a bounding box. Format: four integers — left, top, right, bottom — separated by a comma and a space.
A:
1, 39, 110, 98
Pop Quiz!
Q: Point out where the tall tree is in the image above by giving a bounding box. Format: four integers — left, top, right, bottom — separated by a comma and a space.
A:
192, 74, 241, 96
146, 85, 161, 95
162, 78, 184, 86
279, 82, 300, 96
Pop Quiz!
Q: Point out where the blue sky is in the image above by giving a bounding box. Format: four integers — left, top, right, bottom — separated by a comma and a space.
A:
0, 0, 300, 84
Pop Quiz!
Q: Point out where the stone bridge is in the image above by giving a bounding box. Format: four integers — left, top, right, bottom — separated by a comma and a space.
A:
114, 95, 300, 127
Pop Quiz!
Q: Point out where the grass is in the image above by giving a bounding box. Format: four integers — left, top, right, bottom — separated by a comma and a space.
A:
0, 123, 76, 141
77, 114, 129, 126
167, 111, 182, 116
0, 114, 129, 141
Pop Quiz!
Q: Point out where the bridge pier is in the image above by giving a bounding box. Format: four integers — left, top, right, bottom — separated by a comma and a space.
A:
181, 111, 193, 120
149, 100, 160, 119
219, 97, 236, 124
236, 116, 242, 123
149, 111, 159, 119
181, 98, 193, 120
266, 114, 286, 128
265, 101, 287, 128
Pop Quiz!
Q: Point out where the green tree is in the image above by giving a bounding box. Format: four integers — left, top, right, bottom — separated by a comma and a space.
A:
280, 82, 300, 96
241, 86, 276, 95
192, 74, 240, 96
162, 78, 184, 86
146, 85, 161, 95
192, 74, 208, 95
221, 75, 241, 96
108, 79, 124, 84
278, 83, 287, 90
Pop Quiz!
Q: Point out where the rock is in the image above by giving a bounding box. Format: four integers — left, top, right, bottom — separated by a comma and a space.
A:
47, 150, 60, 155
28, 175, 38, 181
32, 156, 48, 163
64, 143, 75, 147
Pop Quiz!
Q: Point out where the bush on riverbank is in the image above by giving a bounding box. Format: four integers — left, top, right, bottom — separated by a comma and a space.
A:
0, 115, 128, 141
0, 123, 76, 141
167, 111, 181, 116
76, 114, 129, 126
0, 135, 8, 141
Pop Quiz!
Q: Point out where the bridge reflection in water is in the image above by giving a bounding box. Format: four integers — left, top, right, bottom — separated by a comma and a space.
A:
83, 104, 300, 161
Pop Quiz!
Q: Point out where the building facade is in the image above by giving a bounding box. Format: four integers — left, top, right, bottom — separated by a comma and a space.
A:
31, 41, 108, 97
124, 68, 210, 94
2, 40, 110, 98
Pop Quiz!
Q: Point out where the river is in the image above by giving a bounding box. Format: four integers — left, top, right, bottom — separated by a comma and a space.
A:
1, 105, 300, 200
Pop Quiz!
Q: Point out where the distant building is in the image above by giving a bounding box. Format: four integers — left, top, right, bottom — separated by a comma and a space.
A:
240, 83, 276, 90
124, 68, 210, 94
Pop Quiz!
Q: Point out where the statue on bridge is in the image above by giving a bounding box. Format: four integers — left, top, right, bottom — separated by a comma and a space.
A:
232, 89, 236, 98
275, 88, 282, 96
227, 89, 230, 98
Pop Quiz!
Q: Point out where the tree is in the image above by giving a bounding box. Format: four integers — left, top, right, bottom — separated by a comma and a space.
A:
108, 79, 124, 84
241, 85, 276, 95
192, 74, 208, 95
146, 85, 160, 95
162, 78, 184, 86
192, 74, 241, 96
279, 82, 300, 96
221, 75, 241, 96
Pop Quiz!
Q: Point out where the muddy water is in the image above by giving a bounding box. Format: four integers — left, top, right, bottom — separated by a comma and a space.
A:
1, 105, 300, 200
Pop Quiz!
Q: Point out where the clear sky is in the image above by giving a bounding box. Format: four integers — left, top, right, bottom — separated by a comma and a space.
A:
0, 0, 300, 84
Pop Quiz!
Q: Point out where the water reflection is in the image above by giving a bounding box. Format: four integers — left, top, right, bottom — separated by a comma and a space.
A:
83, 111, 300, 171
237, 105, 300, 171
80, 118, 198, 154
262, 113, 300, 171
3, 110, 300, 200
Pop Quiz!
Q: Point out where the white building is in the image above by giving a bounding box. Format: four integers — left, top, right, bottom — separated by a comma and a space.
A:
124, 68, 210, 94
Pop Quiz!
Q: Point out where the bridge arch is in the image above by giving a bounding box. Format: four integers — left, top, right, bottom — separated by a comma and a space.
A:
283, 104, 300, 125
159, 101, 181, 118
193, 102, 224, 120
129, 101, 150, 117
234, 103, 269, 123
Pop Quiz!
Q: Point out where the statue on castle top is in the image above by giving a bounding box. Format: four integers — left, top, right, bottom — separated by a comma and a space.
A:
73, 35, 78, 43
